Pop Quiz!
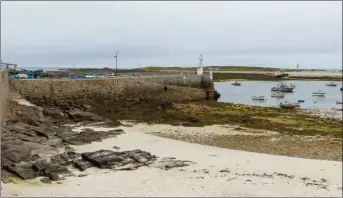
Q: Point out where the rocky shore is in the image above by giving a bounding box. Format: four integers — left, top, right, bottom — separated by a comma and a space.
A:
1, 100, 192, 185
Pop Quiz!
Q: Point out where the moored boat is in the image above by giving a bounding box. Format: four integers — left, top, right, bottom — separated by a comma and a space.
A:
271, 82, 294, 92
312, 90, 326, 96
271, 87, 282, 91
280, 87, 294, 93
232, 82, 241, 86
326, 82, 337, 87
251, 96, 265, 100
336, 101, 343, 104
271, 92, 285, 98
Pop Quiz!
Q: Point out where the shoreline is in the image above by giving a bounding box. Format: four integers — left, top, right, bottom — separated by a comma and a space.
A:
2, 123, 342, 197
121, 121, 342, 161
1, 95, 342, 197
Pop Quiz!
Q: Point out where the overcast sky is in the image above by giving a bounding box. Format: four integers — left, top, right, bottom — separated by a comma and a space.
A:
1, 1, 342, 69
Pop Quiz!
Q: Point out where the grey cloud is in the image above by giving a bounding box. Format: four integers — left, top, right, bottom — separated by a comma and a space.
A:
1, 1, 342, 69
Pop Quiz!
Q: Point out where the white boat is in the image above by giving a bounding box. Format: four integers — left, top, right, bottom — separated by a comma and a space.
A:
251, 96, 265, 100
326, 82, 337, 87
312, 90, 326, 96
271, 82, 294, 92
271, 92, 285, 98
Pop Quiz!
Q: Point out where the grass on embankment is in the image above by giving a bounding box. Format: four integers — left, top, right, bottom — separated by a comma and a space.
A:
285, 76, 343, 81
143, 66, 279, 72
91, 101, 342, 138
142, 66, 331, 72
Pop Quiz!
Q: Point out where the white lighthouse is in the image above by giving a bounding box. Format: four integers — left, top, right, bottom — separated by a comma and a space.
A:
197, 54, 204, 75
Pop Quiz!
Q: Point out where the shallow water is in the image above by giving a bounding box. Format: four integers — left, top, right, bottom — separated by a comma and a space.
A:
215, 80, 342, 110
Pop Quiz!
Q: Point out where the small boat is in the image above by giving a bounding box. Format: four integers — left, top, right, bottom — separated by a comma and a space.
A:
340, 87, 343, 91
271, 82, 295, 92
271, 87, 282, 92
336, 101, 343, 104
271, 92, 285, 98
326, 82, 337, 87
280, 87, 294, 93
312, 90, 326, 96
251, 96, 265, 100
232, 82, 241, 86
297, 100, 305, 103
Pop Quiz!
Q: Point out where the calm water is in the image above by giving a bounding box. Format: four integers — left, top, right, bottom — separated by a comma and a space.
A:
215, 81, 343, 110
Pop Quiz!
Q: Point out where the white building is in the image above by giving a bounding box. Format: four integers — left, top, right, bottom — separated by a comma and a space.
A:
197, 54, 204, 75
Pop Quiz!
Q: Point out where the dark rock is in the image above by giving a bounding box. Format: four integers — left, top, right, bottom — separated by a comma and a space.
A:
108, 129, 125, 135
43, 107, 67, 121
48, 136, 64, 147
65, 146, 76, 152
1, 156, 14, 168
82, 150, 124, 169
156, 159, 194, 170
2, 148, 32, 163
51, 152, 82, 166
78, 174, 87, 177
58, 129, 119, 145
40, 177, 52, 184
5, 163, 36, 180
73, 159, 94, 171
30, 154, 41, 162
33, 160, 69, 178
115, 163, 139, 171
1, 175, 14, 183
29, 125, 49, 138
48, 172, 60, 181
112, 146, 120, 150
66, 109, 105, 122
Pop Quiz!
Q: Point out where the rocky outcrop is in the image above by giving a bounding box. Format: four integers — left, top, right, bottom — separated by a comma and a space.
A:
2, 100, 195, 184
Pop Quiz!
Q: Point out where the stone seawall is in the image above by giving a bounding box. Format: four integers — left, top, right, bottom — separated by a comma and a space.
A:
15, 75, 213, 107
1, 68, 9, 119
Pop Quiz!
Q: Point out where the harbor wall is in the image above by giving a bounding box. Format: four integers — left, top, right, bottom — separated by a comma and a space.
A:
1, 68, 9, 127
15, 75, 213, 105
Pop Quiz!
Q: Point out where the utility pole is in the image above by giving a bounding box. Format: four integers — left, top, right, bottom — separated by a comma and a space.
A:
114, 52, 119, 77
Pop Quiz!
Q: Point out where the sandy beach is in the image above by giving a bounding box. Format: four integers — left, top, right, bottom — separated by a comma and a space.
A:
2, 124, 342, 197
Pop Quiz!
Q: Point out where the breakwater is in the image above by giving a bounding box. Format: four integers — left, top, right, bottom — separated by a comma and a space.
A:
1, 68, 9, 123
12, 75, 214, 107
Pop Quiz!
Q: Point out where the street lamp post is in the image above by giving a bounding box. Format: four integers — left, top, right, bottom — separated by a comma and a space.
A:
114, 52, 119, 77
